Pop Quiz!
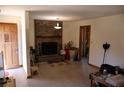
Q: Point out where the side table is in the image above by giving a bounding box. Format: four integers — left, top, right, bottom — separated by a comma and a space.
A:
90, 73, 113, 87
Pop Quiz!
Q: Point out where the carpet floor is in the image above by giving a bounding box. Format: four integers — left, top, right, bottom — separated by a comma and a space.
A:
7, 59, 98, 87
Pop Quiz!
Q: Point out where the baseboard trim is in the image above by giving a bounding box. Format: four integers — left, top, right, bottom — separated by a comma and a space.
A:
6, 65, 23, 70
88, 63, 100, 69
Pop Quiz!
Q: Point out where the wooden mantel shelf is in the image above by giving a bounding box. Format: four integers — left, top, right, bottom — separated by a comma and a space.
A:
36, 36, 62, 38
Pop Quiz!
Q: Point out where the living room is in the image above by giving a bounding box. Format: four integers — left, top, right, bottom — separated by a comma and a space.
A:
0, 5, 124, 87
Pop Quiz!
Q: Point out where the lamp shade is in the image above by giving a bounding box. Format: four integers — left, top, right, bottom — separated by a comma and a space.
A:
54, 23, 61, 29
103, 42, 110, 50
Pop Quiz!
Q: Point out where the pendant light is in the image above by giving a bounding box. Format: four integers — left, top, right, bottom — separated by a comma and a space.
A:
54, 18, 62, 29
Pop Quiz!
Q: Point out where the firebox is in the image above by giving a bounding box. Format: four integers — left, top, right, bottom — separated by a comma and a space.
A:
42, 42, 58, 55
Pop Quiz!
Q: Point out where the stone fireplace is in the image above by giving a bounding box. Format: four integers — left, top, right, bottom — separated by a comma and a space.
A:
35, 19, 63, 62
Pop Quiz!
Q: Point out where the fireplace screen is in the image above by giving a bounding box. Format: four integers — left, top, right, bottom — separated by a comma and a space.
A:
42, 42, 58, 55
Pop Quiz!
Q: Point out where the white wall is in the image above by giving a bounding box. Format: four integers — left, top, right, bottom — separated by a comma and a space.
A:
29, 16, 35, 48
63, 22, 79, 48
63, 14, 124, 68
21, 11, 31, 77
25, 11, 31, 77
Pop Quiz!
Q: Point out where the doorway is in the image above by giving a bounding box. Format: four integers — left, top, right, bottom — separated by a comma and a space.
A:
0, 23, 19, 69
79, 25, 91, 63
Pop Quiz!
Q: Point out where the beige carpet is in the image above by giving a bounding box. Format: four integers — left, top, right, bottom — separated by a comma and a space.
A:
7, 60, 98, 87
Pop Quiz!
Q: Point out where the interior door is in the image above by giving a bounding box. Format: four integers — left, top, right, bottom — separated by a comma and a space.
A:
10, 24, 19, 68
85, 26, 91, 58
79, 25, 91, 62
79, 26, 84, 60
0, 23, 19, 69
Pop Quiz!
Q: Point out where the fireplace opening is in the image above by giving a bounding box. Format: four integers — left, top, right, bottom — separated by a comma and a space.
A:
42, 42, 58, 55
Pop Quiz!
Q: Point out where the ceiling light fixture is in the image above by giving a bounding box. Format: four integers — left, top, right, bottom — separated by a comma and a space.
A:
54, 18, 62, 29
